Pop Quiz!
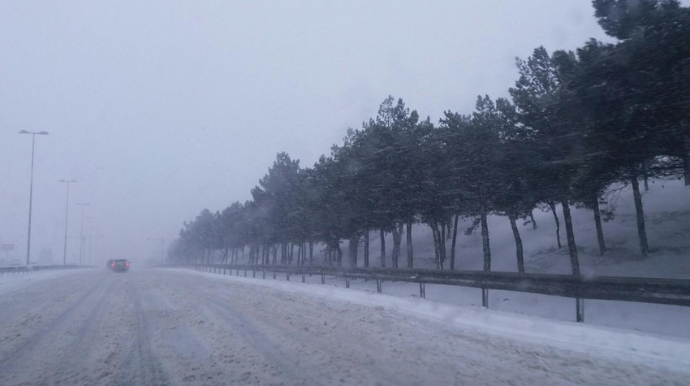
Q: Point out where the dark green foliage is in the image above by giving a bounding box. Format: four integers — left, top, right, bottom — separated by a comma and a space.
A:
171, 1, 689, 272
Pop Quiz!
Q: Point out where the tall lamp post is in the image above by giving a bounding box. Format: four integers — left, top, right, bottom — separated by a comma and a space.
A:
76, 203, 89, 265
59, 180, 77, 265
147, 238, 165, 261
19, 130, 49, 266
86, 217, 96, 265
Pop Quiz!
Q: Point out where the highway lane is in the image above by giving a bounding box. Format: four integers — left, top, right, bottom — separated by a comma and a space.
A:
0, 268, 687, 386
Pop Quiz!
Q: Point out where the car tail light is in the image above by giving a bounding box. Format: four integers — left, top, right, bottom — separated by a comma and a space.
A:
126, 262, 130, 268
111, 263, 115, 268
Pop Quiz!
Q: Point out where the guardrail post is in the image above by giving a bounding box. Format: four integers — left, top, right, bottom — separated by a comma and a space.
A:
287, 273, 290, 281
252, 270, 256, 278
576, 298, 585, 323
482, 288, 489, 308
345, 276, 350, 288
302, 274, 305, 283
262, 270, 266, 279
273, 272, 277, 280
420, 282, 426, 299
376, 279, 382, 293
244, 270, 247, 277
321, 274, 325, 284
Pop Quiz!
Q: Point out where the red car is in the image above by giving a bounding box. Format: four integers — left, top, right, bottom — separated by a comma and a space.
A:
110, 259, 130, 272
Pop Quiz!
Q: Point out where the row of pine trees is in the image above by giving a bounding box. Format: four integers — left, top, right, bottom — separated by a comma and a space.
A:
170, 1, 690, 275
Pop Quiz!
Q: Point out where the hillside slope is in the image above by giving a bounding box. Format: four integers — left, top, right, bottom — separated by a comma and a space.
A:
358, 179, 690, 279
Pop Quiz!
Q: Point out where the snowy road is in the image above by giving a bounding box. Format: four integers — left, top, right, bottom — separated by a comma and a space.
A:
0, 269, 688, 386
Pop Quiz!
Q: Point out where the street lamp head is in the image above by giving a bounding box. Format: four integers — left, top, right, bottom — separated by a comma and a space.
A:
19, 130, 49, 135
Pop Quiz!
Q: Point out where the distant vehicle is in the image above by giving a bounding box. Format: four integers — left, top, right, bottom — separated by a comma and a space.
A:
109, 259, 130, 272
106, 259, 114, 269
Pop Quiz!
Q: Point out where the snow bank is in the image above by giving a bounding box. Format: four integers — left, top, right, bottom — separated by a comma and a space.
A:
174, 268, 690, 373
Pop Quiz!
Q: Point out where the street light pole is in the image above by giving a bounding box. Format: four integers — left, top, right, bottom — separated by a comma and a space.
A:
86, 217, 96, 265
76, 203, 89, 265
19, 130, 49, 266
59, 180, 77, 265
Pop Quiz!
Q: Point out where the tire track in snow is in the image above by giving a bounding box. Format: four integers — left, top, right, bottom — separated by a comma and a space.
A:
0, 274, 109, 372
119, 279, 169, 386
180, 280, 303, 384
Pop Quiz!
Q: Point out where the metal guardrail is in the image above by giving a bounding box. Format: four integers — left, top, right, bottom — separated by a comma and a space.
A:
181, 263, 690, 323
0, 264, 86, 277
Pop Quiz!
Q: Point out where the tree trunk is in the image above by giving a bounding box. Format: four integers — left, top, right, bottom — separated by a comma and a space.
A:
431, 223, 440, 269
592, 194, 607, 256
529, 211, 537, 230
548, 200, 562, 249
450, 213, 459, 270
631, 177, 649, 258
349, 237, 358, 267
406, 221, 413, 269
336, 242, 343, 266
364, 231, 370, 268
439, 223, 446, 269
480, 209, 491, 272
391, 223, 402, 268
684, 137, 690, 186
380, 229, 386, 268
561, 199, 580, 275
509, 214, 525, 273
685, 143, 690, 186
309, 241, 314, 265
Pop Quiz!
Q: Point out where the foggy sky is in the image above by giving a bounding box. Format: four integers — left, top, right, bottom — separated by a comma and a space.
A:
1, 1, 616, 264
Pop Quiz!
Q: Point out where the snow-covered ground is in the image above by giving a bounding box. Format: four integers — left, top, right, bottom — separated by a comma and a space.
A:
292, 179, 689, 337
1, 268, 689, 386
209, 265, 690, 339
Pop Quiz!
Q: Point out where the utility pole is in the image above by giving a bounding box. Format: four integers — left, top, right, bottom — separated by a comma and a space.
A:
87, 217, 95, 265
76, 203, 89, 265
19, 130, 49, 265
59, 180, 76, 265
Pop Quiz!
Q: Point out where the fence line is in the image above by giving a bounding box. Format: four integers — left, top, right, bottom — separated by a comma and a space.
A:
178, 263, 690, 323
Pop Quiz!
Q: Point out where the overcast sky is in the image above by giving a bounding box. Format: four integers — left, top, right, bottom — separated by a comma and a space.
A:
1, 0, 619, 264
